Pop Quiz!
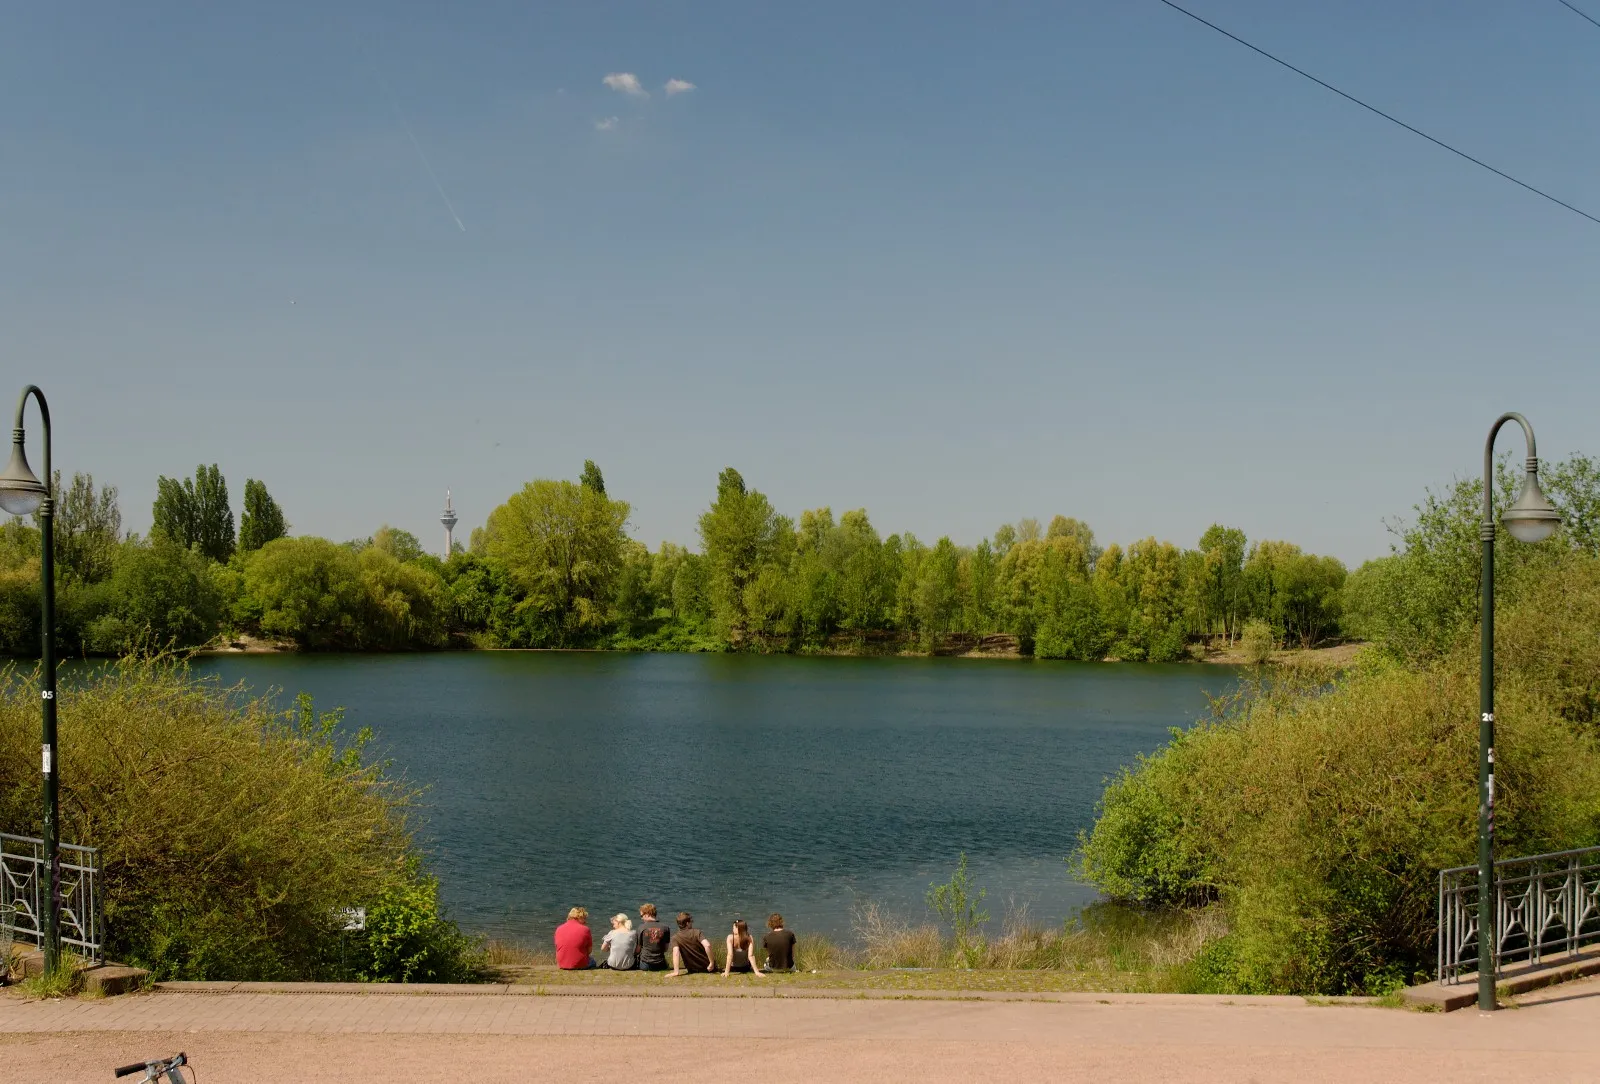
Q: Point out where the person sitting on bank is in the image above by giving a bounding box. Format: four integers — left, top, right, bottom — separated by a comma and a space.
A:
554, 907, 596, 970
763, 913, 797, 972
599, 913, 637, 970
667, 911, 716, 976
722, 919, 763, 977
636, 903, 672, 972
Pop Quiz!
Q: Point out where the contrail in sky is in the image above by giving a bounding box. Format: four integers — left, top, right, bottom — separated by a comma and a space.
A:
357, 34, 466, 232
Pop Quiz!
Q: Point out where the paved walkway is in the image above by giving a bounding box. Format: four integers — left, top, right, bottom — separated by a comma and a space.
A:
5, 976, 1598, 1082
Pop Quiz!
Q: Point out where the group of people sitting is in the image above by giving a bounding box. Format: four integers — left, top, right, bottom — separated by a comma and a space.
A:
553, 904, 798, 976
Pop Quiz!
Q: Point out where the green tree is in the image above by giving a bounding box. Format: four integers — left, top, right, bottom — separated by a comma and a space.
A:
1034, 535, 1102, 660
1123, 537, 1187, 661
1046, 515, 1099, 565
479, 478, 631, 645
1198, 524, 1247, 644
153, 464, 234, 562
54, 471, 122, 585
837, 510, 891, 636
1277, 553, 1347, 649
670, 550, 712, 627
698, 468, 787, 642
238, 479, 288, 553
963, 538, 998, 635
440, 553, 521, 645
85, 537, 223, 651
371, 525, 426, 563
1093, 543, 1131, 656
1544, 454, 1600, 555
242, 537, 367, 649
913, 536, 963, 648
579, 460, 606, 496
357, 546, 447, 649
791, 507, 843, 643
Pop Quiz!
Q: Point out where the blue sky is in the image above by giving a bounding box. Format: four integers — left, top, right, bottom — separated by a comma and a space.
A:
4, 1, 1597, 563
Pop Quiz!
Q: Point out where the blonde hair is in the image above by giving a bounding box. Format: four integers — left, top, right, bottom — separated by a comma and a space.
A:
567, 906, 588, 922
611, 913, 632, 931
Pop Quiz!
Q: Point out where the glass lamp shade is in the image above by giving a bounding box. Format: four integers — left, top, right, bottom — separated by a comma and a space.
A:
1502, 471, 1562, 545
0, 490, 42, 517
0, 441, 46, 516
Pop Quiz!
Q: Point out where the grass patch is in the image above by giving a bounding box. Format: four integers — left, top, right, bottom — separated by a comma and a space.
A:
14, 967, 81, 999
487, 900, 1225, 994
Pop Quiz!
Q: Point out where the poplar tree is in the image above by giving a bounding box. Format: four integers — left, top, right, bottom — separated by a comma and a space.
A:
239, 479, 288, 553
698, 467, 785, 639
152, 464, 234, 562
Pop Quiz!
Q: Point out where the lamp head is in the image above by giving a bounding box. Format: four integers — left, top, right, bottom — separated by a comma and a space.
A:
0, 431, 46, 517
1502, 462, 1562, 545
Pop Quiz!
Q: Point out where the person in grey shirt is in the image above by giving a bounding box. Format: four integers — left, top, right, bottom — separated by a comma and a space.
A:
599, 913, 638, 970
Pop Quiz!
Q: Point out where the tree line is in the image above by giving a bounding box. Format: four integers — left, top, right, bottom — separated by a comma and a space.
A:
32, 450, 1593, 660
0, 458, 1367, 659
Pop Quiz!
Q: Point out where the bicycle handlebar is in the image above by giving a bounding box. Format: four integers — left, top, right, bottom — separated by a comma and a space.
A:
113, 1053, 186, 1078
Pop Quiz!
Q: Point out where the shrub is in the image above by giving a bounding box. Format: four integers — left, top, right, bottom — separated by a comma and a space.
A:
926, 852, 990, 967
0, 659, 480, 981
1239, 620, 1275, 664
357, 866, 482, 982
1079, 651, 1600, 994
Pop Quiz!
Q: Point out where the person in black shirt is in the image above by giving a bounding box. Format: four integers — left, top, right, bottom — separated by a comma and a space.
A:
635, 903, 672, 972
668, 911, 716, 976
763, 913, 797, 972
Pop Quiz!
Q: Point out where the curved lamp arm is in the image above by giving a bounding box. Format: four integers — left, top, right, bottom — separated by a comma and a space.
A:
1482, 411, 1536, 534
13, 384, 51, 501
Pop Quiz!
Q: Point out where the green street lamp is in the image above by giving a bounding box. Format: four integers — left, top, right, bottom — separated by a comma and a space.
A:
1477, 412, 1561, 1011
0, 386, 58, 975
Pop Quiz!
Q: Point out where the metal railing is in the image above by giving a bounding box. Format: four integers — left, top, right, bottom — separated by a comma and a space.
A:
0, 832, 102, 965
1438, 845, 1600, 984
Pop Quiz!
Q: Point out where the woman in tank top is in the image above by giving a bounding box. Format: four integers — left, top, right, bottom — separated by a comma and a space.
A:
722, 919, 764, 977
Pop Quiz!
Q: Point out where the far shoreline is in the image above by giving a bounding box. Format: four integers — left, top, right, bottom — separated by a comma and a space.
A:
187, 634, 1365, 668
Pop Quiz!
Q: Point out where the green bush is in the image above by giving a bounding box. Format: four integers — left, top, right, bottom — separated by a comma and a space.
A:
0, 659, 481, 981
1080, 575, 1600, 994
1239, 620, 1275, 665
357, 866, 481, 982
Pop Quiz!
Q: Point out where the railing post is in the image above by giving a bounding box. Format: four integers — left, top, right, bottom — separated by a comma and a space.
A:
1438, 869, 1446, 984
1570, 857, 1580, 959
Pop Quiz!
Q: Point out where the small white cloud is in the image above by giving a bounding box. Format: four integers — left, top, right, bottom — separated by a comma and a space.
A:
595, 116, 620, 131
664, 78, 696, 96
602, 72, 647, 98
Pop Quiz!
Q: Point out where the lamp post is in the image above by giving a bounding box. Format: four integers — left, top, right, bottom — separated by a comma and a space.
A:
0, 386, 57, 974
1477, 413, 1562, 1012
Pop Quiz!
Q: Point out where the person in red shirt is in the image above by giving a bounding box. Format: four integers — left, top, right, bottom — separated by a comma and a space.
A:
554, 906, 596, 970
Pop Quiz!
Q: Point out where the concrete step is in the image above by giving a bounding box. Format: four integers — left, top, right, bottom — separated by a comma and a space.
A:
10, 946, 150, 996
1402, 944, 1600, 1011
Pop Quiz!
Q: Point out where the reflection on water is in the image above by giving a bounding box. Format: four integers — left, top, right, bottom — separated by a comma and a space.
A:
188, 652, 1237, 945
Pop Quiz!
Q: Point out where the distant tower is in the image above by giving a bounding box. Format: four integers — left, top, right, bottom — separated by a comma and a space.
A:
440, 490, 458, 556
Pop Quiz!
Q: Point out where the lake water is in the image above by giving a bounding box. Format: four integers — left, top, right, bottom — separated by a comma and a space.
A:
188, 652, 1238, 946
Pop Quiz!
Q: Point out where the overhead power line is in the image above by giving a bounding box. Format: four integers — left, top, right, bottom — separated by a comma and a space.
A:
1154, 0, 1600, 228
1557, 0, 1600, 33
